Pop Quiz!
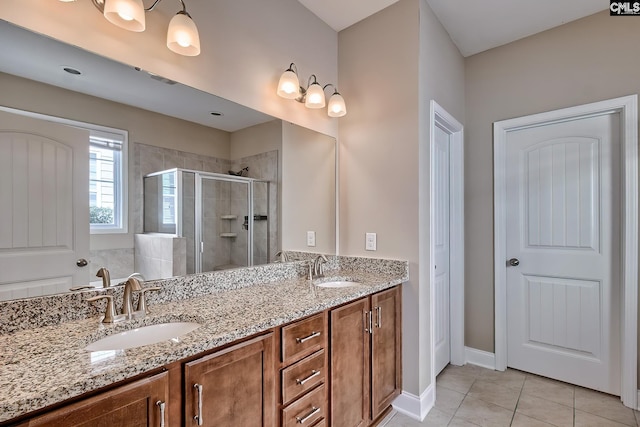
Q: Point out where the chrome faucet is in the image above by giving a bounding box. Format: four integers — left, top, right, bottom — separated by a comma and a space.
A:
88, 272, 161, 323
122, 277, 143, 318
96, 267, 111, 288
310, 255, 329, 279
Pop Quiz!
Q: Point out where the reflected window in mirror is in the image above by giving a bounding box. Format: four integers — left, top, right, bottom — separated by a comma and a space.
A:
90, 129, 128, 234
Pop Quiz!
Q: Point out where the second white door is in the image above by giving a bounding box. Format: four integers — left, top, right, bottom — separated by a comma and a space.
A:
505, 113, 620, 394
434, 124, 451, 375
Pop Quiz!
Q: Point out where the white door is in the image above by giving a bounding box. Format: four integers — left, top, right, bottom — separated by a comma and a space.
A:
505, 113, 620, 394
0, 110, 90, 299
434, 124, 451, 375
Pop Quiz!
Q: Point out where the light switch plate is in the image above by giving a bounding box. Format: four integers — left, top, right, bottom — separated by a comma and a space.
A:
365, 232, 377, 251
307, 231, 316, 247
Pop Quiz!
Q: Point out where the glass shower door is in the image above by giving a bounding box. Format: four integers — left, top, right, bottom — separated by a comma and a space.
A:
197, 175, 251, 272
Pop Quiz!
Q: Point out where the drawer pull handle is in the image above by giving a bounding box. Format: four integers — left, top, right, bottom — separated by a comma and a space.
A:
156, 401, 166, 427
296, 331, 321, 344
296, 406, 320, 424
194, 383, 203, 426
296, 369, 320, 385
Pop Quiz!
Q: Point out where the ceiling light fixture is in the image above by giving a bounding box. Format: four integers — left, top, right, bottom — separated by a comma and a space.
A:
69, 0, 201, 56
277, 63, 346, 118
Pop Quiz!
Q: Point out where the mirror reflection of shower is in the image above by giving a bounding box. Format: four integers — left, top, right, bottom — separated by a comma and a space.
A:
143, 168, 272, 273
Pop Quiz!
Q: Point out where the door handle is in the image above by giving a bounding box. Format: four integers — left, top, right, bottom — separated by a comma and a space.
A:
76, 258, 88, 267
508, 258, 520, 267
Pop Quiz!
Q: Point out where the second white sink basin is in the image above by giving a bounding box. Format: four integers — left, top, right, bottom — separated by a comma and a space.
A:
316, 281, 361, 288
86, 322, 200, 352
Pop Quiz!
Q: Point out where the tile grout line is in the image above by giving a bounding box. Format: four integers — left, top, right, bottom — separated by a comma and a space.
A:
508, 374, 526, 426
573, 386, 576, 427
447, 376, 479, 427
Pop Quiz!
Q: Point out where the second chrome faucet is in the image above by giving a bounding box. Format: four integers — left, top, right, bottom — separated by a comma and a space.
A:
88, 271, 160, 324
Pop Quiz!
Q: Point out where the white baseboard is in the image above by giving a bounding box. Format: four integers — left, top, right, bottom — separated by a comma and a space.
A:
392, 383, 435, 421
636, 390, 640, 410
465, 346, 496, 370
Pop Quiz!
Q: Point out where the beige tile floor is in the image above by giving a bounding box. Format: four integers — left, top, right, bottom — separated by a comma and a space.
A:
382, 364, 640, 427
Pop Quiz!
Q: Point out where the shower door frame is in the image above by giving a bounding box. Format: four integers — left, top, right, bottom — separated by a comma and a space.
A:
195, 172, 266, 273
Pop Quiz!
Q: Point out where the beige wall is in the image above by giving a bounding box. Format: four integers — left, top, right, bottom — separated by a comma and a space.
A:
230, 120, 282, 160
464, 11, 640, 352
338, 0, 464, 395
0, 0, 339, 137
0, 72, 230, 251
417, 0, 466, 390
282, 123, 336, 253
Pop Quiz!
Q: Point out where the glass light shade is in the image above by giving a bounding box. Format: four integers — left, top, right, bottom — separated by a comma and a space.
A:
304, 83, 325, 109
277, 70, 300, 99
167, 12, 201, 56
327, 92, 347, 117
103, 0, 145, 32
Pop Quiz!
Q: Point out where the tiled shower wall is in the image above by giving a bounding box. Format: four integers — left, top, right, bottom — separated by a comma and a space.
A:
231, 150, 278, 266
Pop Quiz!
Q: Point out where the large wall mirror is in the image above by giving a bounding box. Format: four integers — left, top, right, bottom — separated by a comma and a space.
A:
0, 20, 336, 300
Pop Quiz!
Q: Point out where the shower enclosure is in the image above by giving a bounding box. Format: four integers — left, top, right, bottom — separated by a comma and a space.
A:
143, 169, 270, 273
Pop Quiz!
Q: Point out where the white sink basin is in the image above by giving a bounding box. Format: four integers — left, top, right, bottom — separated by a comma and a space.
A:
86, 322, 200, 352
316, 281, 361, 288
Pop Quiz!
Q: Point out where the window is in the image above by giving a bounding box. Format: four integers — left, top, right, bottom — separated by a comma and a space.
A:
161, 172, 177, 226
89, 130, 127, 234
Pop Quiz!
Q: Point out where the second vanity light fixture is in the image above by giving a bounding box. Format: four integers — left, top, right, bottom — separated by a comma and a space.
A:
61, 0, 201, 56
277, 63, 347, 118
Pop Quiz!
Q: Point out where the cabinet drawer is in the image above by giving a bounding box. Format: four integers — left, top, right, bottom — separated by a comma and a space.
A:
282, 384, 325, 427
281, 313, 325, 363
282, 350, 325, 405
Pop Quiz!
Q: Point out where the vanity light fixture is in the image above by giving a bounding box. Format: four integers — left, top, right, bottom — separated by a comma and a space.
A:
63, 0, 201, 56
277, 63, 347, 118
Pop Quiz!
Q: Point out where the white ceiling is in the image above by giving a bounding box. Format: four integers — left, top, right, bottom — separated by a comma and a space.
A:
298, 0, 607, 57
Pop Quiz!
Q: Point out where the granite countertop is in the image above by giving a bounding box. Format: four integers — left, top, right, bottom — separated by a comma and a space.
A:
0, 258, 408, 423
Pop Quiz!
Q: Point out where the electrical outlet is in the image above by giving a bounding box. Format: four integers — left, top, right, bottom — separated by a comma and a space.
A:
365, 232, 377, 251
307, 231, 316, 247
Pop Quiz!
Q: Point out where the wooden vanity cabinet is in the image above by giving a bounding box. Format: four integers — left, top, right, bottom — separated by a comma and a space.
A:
330, 286, 401, 427
9, 285, 402, 427
184, 333, 275, 427
18, 371, 169, 427
278, 312, 328, 427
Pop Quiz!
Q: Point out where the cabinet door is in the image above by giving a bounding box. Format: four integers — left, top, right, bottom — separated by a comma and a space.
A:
24, 371, 169, 427
330, 297, 370, 427
185, 333, 275, 427
371, 287, 402, 420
